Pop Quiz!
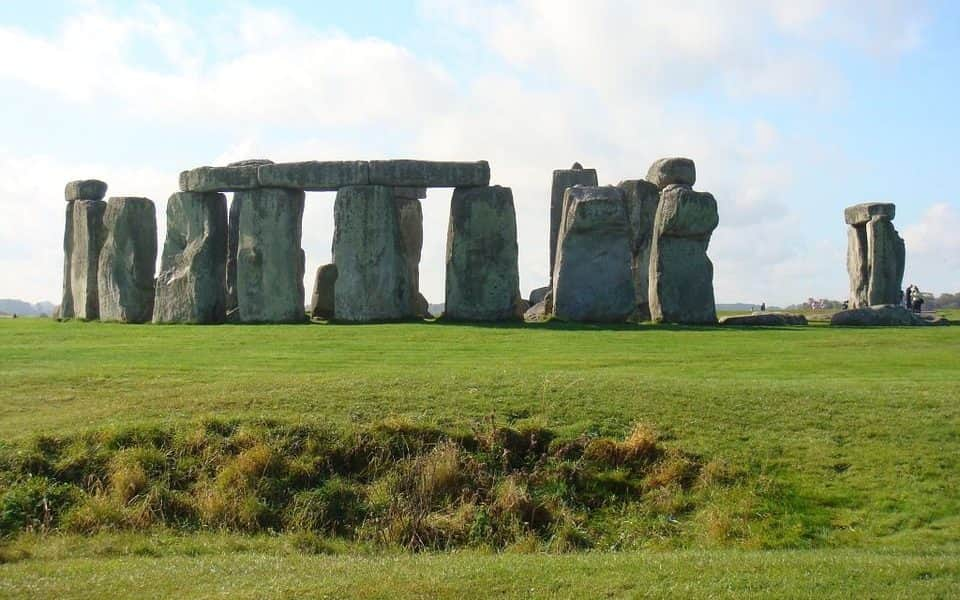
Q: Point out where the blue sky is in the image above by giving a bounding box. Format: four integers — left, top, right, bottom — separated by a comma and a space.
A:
1, 0, 958, 305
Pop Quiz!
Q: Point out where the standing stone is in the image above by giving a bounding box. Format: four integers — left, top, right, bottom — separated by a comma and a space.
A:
226, 194, 243, 319
646, 158, 696, 189
235, 188, 306, 323
61, 180, 108, 320
844, 202, 904, 308
332, 186, 412, 322
98, 198, 157, 323
153, 192, 228, 324
310, 263, 338, 320
445, 186, 522, 321
649, 184, 719, 324
552, 186, 635, 322
64, 199, 108, 320
618, 179, 660, 320
550, 163, 598, 283
395, 189, 425, 315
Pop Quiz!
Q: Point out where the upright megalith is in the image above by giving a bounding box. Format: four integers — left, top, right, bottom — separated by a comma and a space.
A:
550, 163, 598, 282
61, 180, 108, 320
646, 157, 696, 189
98, 197, 157, 323
153, 192, 228, 324
332, 186, 412, 322
395, 187, 426, 315
844, 203, 904, 308
310, 263, 338, 320
445, 185, 522, 321
618, 179, 660, 320
648, 181, 719, 324
63, 198, 108, 320
552, 186, 635, 322
234, 188, 306, 323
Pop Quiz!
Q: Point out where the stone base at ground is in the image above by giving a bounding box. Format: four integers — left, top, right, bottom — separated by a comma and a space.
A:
830, 305, 948, 326
235, 188, 306, 323
333, 186, 412, 322
720, 313, 808, 326
445, 186, 522, 321
153, 192, 228, 324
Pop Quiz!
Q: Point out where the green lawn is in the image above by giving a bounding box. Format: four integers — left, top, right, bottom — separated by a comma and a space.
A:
1, 317, 959, 597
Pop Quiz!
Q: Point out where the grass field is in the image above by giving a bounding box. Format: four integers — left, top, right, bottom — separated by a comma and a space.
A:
1, 316, 959, 597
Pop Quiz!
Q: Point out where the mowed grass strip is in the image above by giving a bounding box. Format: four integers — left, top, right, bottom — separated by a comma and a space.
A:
0, 537, 958, 599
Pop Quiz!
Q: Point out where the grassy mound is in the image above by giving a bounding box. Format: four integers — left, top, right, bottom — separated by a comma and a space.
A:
0, 417, 775, 551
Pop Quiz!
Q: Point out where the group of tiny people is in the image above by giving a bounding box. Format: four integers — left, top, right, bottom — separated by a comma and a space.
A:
902, 284, 925, 313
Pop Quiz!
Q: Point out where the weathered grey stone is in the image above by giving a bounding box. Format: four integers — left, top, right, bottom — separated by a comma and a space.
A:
396, 195, 424, 315
257, 161, 369, 191
649, 185, 718, 324
646, 158, 696, 189
333, 186, 412, 322
234, 188, 306, 323
98, 197, 157, 323
867, 217, 905, 306
830, 305, 941, 326
415, 292, 431, 318
720, 313, 808, 326
847, 224, 870, 308
844, 202, 895, 226
153, 192, 228, 324
180, 165, 261, 192
845, 203, 905, 308
228, 159, 274, 168
60, 202, 76, 319
550, 164, 598, 282
310, 263, 338, 320
63, 199, 107, 320
618, 179, 660, 320
65, 179, 107, 201
445, 186, 522, 321
524, 299, 549, 322
529, 286, 550, 306
226, 195, 242, 318
552, 186, 635, 322
368, 160, 490, 187
393, 187, 427, 199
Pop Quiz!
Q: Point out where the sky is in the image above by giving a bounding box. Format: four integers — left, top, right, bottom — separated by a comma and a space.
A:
0, 0, 958, 306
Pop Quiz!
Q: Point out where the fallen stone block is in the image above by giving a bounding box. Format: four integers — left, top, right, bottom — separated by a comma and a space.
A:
368, 160, 490, 187
153, 192, 228, 324
830, 305, 944, 326
98, 197, 157, 323
445, 185, 522, 321
720, 313, 808, 326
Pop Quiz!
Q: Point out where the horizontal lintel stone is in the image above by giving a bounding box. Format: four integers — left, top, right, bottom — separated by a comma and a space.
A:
257, 161, 370, 191
844, 202, 895, 225
179, 165, 260, 193
368, 160, 490, 188
65, 180, 108, 202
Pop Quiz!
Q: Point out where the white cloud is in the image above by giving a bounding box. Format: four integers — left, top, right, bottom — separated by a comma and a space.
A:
0, 1, 945, 306
901, 203, 960, 293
